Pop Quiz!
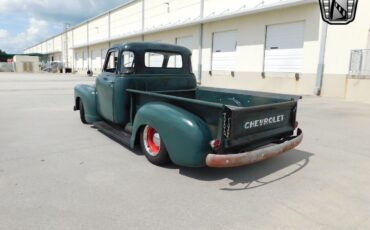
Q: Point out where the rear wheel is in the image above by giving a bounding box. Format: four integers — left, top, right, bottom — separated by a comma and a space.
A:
79, 100, 88, 124
140, 125, 170, 166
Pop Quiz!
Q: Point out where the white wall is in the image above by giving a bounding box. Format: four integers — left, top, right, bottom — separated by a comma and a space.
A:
204, 0, 284, 17
144, 0, 200, 31
110, 1, 142, 40
35, 44, 42, 54
46, 40, 53, 53
73, 25, 88, 48
42, 42, 47, 54
54, 35, 62, 52
88, 15, 109, 44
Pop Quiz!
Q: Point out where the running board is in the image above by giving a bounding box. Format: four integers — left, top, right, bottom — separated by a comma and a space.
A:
93, 121, 131, 146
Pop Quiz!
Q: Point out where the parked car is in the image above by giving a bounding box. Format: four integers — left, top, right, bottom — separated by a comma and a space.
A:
41, 61, 64, 73
74, 42, 303, 168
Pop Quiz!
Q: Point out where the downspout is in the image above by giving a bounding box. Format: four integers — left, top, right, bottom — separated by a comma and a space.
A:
108, 11, 111, 48
65, 30, 68, 69
72, 29, 75, 71
197, 0, 204, 84
141, 0, 145, 42
315, 22, 328, 96
87, 22, 90, 72
53, 37, 55, 62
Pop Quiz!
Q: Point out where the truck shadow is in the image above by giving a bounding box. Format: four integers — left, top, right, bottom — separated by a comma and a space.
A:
92, 125, 313, 190
177, 150, 314, 191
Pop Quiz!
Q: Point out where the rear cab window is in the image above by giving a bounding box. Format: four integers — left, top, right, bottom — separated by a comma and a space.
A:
145, 51, 183, 69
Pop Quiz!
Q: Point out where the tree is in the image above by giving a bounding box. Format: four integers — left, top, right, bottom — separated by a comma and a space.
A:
0, 49, 7, 55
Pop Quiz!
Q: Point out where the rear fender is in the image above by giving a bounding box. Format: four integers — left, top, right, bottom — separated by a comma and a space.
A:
131, 102, 212, 167
74, 84, 101, 123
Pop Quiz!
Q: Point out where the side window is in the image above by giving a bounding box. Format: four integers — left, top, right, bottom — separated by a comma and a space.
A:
145, 51, 183, 69
121, 51, 135, 72
103, 50, 118, 73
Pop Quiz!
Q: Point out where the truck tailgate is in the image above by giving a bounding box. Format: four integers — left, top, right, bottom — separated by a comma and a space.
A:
224, 101, 297, 150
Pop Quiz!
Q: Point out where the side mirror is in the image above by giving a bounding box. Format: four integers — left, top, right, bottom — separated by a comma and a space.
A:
122, 67, 134, 75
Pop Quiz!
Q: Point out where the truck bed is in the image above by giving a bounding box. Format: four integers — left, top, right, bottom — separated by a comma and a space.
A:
163, 86, 300, 106
127, 87, 300, 153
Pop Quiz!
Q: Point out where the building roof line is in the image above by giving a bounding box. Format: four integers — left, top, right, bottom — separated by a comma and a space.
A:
24, 0, 138, 51
26, 0, 316, 52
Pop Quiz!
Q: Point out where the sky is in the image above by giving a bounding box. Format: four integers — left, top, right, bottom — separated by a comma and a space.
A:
0, 0, 129, 54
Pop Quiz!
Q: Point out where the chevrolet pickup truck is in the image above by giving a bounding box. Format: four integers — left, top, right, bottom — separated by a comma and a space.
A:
74, 42, 303, 168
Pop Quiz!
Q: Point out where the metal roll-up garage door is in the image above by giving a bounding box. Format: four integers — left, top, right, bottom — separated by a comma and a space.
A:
264, 21, 305, 73
83, 51, 88, 70
212, 30, 237, 71
76, 52, 83, 70
91, 50, 101, 71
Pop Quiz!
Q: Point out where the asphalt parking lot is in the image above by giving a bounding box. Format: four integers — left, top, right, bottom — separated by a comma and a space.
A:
0, 73, 369, 230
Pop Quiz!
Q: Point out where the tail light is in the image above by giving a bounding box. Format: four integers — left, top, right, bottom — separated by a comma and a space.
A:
210, 139, 221, 150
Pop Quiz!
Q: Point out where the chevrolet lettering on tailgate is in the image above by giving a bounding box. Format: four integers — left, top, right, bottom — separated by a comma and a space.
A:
244, 115, 285, 130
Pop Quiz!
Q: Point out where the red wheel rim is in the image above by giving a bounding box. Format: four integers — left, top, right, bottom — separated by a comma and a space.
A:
146, 127, 160, 155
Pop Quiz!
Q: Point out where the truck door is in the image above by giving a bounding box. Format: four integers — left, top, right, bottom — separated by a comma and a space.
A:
96, 49, 118, 122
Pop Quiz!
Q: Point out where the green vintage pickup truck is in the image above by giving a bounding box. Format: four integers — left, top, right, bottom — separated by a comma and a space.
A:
74, 42, 303, 168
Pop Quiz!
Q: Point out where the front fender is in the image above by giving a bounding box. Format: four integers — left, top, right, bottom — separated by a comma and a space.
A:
74, 84, 101, 123
131, 102, 212, 167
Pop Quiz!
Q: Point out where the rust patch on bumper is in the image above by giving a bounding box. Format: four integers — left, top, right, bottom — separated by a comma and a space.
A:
206, 129, 303, 168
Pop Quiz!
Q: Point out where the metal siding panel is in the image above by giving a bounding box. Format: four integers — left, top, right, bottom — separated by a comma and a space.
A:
144, 0, 200, 30
110, 2, 142, 40
88, 16, 109, 43
204, 0, 287, 18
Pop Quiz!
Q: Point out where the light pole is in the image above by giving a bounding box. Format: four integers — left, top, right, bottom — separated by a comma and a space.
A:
64, 23, 70, 71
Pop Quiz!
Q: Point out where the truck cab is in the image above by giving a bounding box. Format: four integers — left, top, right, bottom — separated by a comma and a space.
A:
77, 42, 196, 124
74, 42, 303, 168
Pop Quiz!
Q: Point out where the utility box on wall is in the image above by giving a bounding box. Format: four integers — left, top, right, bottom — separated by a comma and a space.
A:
13, 55, 40, 73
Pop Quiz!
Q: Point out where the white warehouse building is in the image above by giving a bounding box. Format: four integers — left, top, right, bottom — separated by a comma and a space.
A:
24, 0, 370, 103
